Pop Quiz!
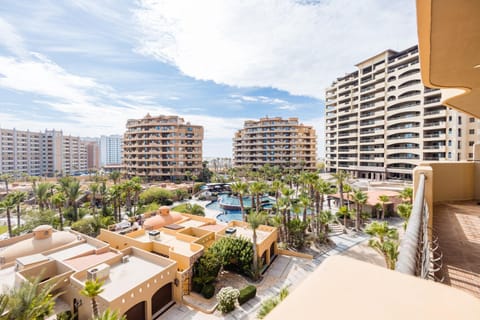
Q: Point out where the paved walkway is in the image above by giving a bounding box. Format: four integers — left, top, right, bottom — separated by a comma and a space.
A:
162, 231, 371, 320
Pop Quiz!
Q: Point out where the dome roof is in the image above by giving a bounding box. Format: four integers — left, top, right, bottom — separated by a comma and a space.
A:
143, 211, 182, 230
0, 231, 77, 264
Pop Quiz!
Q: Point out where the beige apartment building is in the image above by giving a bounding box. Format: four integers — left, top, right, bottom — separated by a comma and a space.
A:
233, 117, 317, 171
123, 114, 204, 181
325, 45, 480, 180
0, 128, 87, 177
83, 140, 101, 170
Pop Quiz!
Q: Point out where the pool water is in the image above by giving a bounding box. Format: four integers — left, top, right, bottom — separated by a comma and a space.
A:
207, 194, 275, 223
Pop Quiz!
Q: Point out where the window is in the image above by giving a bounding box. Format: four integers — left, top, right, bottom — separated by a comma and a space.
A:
458, 116, 462, 125
448, 128, 452, 135
469, 129, 475, 134
448, 140, 452, 146
458, 129, 462, 137
469, 153, 473, 158
469, 141, 475, 146
457, 153, 461, 161
458, 141, 461, 149
470, 117, 475, 123
448, 152, 452, 159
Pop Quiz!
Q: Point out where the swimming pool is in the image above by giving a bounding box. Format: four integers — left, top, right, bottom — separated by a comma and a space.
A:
207, 194, 274, 223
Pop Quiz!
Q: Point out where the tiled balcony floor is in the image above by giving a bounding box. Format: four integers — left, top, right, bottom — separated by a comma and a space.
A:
434, 201, 480, 298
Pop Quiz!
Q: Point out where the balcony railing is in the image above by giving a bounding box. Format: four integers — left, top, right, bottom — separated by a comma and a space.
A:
396, 174, 443, 281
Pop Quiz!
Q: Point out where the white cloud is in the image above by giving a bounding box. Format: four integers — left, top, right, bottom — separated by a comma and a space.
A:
133, 0, 417, 99
0, 18, 28, 57
277, 105, 297, 111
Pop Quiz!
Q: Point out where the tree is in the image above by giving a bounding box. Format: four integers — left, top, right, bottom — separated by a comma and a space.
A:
337, 205, 351, 229
249, 181, 266, 213
0, 194, 15, 237
397, 203, 412, 230
351, 189, 368, 231
89, 183, 99, 215
331, 170, 349, 209
109, 171, 121, 185
0, 173, 13, 195
231, 181, 248, 221
80, 279, 104, 318
51, 192, 66, 230
365, 221, 399, 269
3, 277, 57, 320
270, 180, 283, 215
313, 179, 334, 234
248, 212, 266, 279
11, 191, 26, 229
378, 195, 390, 220
66, 179, 81, 221
34, 182, 53, 210
298, 192, 310, 224
399, 187, 413, 204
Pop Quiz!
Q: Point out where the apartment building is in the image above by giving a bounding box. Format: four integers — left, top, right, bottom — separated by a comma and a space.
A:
123, 114, 203, 181
99, 134, 123, 166
0, 128, 87, 176
83, 140, 101, 170
0, 128, 43, 176
325, 45, 480, 180
233, 117, 317, 171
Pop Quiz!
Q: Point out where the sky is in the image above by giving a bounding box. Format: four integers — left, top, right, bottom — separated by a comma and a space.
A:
0, 0, 417, 158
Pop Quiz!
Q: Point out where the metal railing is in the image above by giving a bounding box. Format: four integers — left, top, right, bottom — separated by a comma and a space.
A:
396, 174, 443, 281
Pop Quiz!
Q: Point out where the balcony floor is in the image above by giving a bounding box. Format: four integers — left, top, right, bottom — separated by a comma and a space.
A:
434, 201, 480, 298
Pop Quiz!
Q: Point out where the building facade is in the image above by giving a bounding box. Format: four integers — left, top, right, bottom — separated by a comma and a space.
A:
123, 114, 204, 181
0, 128, 87, 177
233, 117, 317, 171
325, 45, 480, 180
99, 134, 123, 166
83, 140, 101, 170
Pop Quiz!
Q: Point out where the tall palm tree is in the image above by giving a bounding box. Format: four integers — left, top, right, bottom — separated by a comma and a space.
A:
343, 183, 352, 210
351, 189, 368, 231
313, 179, 333, 234
66, 179, 81, 221
11, 191, 26, 228
34, 182, 52, 210
0, 195, 15, 237
397, 203, 413, 230
99, 180, 108, 216
365, 221, 399, 269
247, 212, 266, 279
0, 173, 13, 195
338, 205, 350, 229
378, 195, 390, 220
331, 170, 349, 209
249, 181, 266, 213
89, 183, 99, 215
109, 171, 121, 185
270, 180, 283, 215
80, 279, 104, 319
298, 192, 310, 223
109, 185, 122, 222
51, 192, 66, 230
231, 181, 248, 221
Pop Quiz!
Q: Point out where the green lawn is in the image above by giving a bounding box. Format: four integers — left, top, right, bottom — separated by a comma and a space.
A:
0, 225, 8, 234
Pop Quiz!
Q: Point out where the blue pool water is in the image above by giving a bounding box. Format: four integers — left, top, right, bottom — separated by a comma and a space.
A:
207, 194, 274, 223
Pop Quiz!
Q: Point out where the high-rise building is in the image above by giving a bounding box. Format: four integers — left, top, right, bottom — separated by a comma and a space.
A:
233, 117, 317, 170
0, 128, 43, 176
99, 135, 123, 166
83, 140, 101, 170
0, 128, 87, 176
123, 114, 203, 181
324, 45, 480, 180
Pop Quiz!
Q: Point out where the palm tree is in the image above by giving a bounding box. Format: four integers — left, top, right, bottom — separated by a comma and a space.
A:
270, 180, 283, 215
109, 185, 122, 222
11, 191, 26, 229
378, 195, 390, 220
365, 221, 399, 269
99, 180, 108, 216
331, 170, 349, 209
109, 171, 121, 185
51, 192, 66, 230
80, 279, 104, 318
0, 173, 13, 195
66, 179, 81, 221
298, 192, 310, 223
0, 195, 15, 237
247, 211, 266, 279
338, 205, 350, 229
397, 203, 413, 230
34, 182, 52, 210
249, 181, 266, 213
313, 179, 333, 234
4, 277, 58, 320
89, 183, 99, 215
343, 183, 352, 210
231, 181, 248, 221
399, 187, 413, 204
351, 189, 368, 231
319, 210, 334, 235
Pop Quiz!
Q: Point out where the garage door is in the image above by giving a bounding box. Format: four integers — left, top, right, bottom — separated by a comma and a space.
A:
124, 301, 145, 320
151, 282, 173, 317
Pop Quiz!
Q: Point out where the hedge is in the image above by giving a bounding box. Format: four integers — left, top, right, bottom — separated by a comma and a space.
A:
238, 285, 257, 305
201, 283, 216, 299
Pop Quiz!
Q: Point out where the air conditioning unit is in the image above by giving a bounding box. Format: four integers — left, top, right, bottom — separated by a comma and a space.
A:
148, 230, 160, 240
87, 263, 110, 281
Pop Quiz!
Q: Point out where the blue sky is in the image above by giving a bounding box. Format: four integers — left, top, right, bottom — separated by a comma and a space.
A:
0, 0, 417, 157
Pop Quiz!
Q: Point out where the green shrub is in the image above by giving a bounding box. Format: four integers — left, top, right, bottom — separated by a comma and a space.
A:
56, 310, 73, 320
172, 203, 205, 216
216, 287, 240, 313
139, 188, 174, 205
238, 285, 256, 305
201, 283, 215, 299
257, 297, 279, 319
